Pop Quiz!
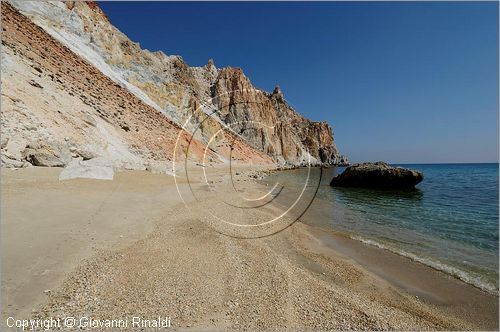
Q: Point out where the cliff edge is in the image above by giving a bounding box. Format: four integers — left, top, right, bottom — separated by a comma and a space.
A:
2, 1, 348, 169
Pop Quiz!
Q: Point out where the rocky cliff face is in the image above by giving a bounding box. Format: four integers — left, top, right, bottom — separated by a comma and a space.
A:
3, 1, 347, 169
211, 69, 347, 165
1, 2, 272, 171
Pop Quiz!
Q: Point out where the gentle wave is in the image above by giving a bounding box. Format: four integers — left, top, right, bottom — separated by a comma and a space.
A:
264, 165, 499, 295
350, 235, 498, 294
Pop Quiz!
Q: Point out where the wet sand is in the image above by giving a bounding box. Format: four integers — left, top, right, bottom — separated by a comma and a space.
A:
308, 227, 498, 329
1, 166, 498, 330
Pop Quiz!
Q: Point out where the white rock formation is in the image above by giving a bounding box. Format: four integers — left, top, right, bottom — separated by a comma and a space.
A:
59, 157, 114, 181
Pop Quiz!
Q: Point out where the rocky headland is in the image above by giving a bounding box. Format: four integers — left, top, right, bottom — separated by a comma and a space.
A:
1, 1, 348, 173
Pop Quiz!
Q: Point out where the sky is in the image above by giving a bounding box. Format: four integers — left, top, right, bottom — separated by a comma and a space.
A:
99, 1, 499, 164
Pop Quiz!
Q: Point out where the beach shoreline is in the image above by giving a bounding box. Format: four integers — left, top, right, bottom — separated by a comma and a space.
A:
305, 225, 498, 328
1, 166, 498, 330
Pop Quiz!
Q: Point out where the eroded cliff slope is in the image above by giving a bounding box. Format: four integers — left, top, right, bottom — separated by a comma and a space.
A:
1, 2, 272, 171
2, 1, 347, 169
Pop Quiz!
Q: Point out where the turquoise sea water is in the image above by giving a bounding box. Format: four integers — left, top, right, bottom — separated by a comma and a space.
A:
263, 163, 499, 293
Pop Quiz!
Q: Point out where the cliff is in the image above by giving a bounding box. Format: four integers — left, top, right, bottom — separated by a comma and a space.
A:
2, 1, 347, 169
1, 2, 272, 171
211, 69, 347, 165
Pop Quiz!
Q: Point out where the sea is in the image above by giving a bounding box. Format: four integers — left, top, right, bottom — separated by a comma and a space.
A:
261, 163, 499, 294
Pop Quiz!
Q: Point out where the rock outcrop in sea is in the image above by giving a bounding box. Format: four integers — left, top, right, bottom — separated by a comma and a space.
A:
330, 162, 423, 189
1, 1, 348, 171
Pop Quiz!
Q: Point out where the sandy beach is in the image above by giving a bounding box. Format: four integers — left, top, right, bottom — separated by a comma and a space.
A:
1, 1, 498, 331
1, 166, 498, 330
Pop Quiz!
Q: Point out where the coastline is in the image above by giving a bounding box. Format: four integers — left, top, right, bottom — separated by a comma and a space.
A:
263, 165, 499, 295
305, 225, 498, 328
347, 232, 498, 295
1, 166, 498, 330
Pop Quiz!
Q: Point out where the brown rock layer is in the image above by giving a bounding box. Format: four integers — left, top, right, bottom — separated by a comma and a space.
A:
1, 2, 273, 169
6, 0, 347, 167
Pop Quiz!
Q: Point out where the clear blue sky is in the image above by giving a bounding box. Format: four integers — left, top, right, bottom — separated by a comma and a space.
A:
99, 1, 498, 163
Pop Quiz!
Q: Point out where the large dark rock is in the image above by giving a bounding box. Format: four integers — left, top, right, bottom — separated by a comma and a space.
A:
330, 162, 423, 189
